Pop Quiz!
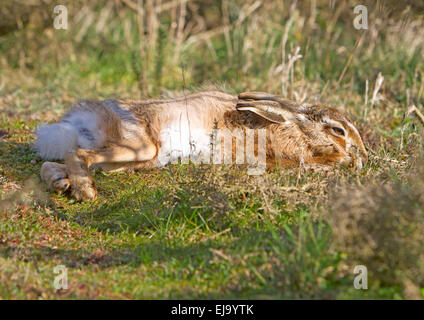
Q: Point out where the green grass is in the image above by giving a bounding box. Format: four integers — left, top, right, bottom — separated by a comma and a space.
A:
1, 0, 424, 299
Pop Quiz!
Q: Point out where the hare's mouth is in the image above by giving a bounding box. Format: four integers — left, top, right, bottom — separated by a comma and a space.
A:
349, 146, 368, 169
339, 152, 364, 169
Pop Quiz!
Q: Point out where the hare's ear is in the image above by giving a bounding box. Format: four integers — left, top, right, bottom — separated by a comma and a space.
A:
236, 92, 299, 123
238, 92, 299, 108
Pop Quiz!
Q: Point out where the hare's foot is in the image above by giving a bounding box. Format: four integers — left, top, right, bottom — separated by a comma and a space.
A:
40, 162, 71, 194
69, 174, 97, 201
65, 150, 97, 201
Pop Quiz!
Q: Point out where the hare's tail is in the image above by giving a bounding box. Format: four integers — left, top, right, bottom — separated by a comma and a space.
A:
34, 122, 79, 160
35, 106, 108, 160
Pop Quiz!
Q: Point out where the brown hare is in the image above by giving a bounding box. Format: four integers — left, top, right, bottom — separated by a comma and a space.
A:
35, 91, 367, 201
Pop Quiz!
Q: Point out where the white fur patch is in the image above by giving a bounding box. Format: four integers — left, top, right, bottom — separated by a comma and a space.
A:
35, 123, 78, 160
35, 110, 106, 160
157, 115, 211, 166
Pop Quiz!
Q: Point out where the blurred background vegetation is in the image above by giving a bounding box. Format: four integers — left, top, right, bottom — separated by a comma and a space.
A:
0, 0, 424, 299
1, 0, 423, 100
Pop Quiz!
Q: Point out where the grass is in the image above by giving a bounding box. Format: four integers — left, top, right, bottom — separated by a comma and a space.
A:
0, 0, 424, 299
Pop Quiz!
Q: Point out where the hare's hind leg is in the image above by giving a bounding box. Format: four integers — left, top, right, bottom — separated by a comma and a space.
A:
98, 159, 159, 172
65, 140, 157, 201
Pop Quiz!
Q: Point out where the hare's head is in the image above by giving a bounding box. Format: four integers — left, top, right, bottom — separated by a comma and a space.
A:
236, 92, 368, 169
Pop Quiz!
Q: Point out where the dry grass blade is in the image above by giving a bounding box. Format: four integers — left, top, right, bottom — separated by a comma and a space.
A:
371, 72, 384, 107
404, 104, 424, 126
121, 0, 191, 14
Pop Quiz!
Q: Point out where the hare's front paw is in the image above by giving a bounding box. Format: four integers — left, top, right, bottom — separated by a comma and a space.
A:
70, 175, 97, 201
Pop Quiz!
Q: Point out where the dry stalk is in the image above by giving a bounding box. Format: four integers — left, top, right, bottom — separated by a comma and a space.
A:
222, 0, 233, 60
370, 72, 384, 107
137, 0, 148, 96
336, 31, 365, 86
172, 0, 187, 64
405, 105, 424, 126
185, 1, 262, 47
121, 0, 190, 14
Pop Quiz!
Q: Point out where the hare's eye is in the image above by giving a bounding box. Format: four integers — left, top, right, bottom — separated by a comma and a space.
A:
332, 127, 345, 136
